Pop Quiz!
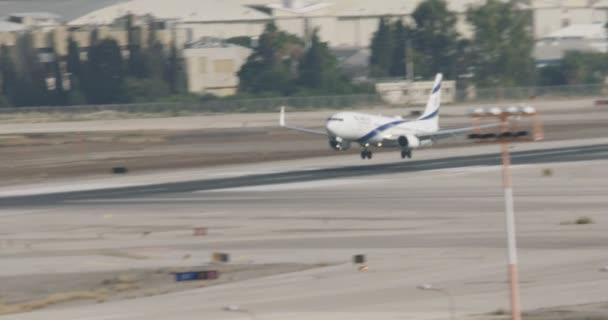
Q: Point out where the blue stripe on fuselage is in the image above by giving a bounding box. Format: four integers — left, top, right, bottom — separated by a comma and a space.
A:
357, 120, 406, 143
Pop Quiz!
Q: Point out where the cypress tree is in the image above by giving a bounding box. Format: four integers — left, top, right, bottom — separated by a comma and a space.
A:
0, 45, 17, 105
369, 17, 393, 78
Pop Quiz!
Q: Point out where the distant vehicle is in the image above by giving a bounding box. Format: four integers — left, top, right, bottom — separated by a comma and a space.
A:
280, 73, 491, 160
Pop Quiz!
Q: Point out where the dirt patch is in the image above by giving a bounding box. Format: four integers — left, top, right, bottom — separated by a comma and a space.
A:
0, 263, 320, 315
0, 115, 605, 187
479, 303, 608, 320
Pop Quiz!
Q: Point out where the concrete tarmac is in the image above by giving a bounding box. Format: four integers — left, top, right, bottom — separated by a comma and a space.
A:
1, 139, 607, 320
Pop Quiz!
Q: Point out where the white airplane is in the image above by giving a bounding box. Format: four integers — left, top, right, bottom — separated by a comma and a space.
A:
280, 73, 492, 160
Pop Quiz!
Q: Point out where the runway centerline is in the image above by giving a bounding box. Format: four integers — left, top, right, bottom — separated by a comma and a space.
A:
0, 143, 607, 207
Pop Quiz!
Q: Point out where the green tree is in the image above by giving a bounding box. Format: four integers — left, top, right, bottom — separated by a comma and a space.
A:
164, 42, 186, 94
65, 37, 86, 105
238, 22, 304, 95
467, 0, 536, 87
299, 29, 351, 94
561, 51, 608, 85
84, 38, 126, 104
12, 33, 48, 107
390, 19, 409, 77
226, 36, 254, 48
66, 36, 87, 104
537, 65, 566, 86
0, 45, 17, 106
145, 21, 166, 80
412, 0, 461, 79
369, 17, 393, 78
51, 54, 67, 105
126, 15, 148, 78
124, 77, 171, 103
67, 37, 82, 80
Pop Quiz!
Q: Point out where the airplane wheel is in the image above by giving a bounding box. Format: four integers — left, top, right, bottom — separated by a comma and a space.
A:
361, 151, 367, 159
368, 151, 373, 159
401, 151, 407, 159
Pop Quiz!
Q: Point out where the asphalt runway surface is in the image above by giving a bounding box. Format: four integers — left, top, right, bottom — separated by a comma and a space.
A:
2, 143, 607, 207
2, 139, 608, 320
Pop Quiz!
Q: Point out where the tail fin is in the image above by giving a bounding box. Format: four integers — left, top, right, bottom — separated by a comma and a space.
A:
418, 73, 442, 128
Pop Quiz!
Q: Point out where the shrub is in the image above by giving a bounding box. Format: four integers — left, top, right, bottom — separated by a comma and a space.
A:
576, 217, 594, 225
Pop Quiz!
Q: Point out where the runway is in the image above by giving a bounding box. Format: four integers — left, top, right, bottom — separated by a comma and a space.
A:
1, 139, 608, 320
1, 143, 608, 207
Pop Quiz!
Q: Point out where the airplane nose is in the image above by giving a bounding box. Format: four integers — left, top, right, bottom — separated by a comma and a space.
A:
326, 122, 338, 136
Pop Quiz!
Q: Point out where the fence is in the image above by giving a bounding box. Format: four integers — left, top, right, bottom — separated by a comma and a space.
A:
0, 94, 384, 115
464, 84, 606, 103
0, 84, 605, 115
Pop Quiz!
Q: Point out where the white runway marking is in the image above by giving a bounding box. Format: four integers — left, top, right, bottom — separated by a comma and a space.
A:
0, 209, 57, 217
199, 179, 382, 193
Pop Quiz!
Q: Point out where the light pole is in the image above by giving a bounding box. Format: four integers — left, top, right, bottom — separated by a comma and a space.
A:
223, 305, 256, 320
417, 284, 455, 320
496, 111, 523, 320
467, 105, 543, 320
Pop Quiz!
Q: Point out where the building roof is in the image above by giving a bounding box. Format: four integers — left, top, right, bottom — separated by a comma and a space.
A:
531, 0, 596, 9
0, 0, 128, 21
593, 0, 608, 7
535, 39, 607, 61
63, 0, 489, 25
0, 20, 27, 32
326, 0, 484, 18
185, 37, 246, 49
0, 0, 534, 28
265, 0, 334, 14
69, 0, 272, 25
9, 12, 62, 19
542, 23, 607, 39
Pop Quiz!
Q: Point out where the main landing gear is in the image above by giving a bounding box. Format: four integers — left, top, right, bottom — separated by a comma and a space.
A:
401, 149, 412, 159
361, 150, 373, 159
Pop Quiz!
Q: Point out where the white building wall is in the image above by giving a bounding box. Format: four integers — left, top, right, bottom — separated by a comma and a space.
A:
334, 18, 360, 47
333, 17, 388, 48
187, 21, 268, 41
183, 45, 252, 96
533, 7, 598, 38
376, 80, 456, 105
455, 14, 473, 39
592, 8, 608, 23
309, 17, 336, 45
275, 17, 305, 38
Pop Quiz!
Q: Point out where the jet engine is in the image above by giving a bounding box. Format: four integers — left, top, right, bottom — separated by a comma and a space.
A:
398, 135, 421, 149
329, 138, 351, 151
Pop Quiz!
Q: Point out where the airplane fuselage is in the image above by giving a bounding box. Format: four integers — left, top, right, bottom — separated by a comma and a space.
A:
325, 111, 436, 146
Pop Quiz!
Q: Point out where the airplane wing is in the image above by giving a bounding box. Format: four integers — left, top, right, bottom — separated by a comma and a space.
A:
279, 107, 328, 136
416, 122, 503, 140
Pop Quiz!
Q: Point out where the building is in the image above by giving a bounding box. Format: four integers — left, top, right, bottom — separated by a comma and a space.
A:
3, 0, 608, 100
4, 0, 608, 49
66, 0, 486, 49
530, 0, 608, 38
375, 79, 456, 106
534, 22, 608, 64
6, 12, 62, 30
183, 38, 252, 96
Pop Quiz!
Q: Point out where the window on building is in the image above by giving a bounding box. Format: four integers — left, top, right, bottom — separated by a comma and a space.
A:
214, 59, 234, 73
199, 57, 207, 74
